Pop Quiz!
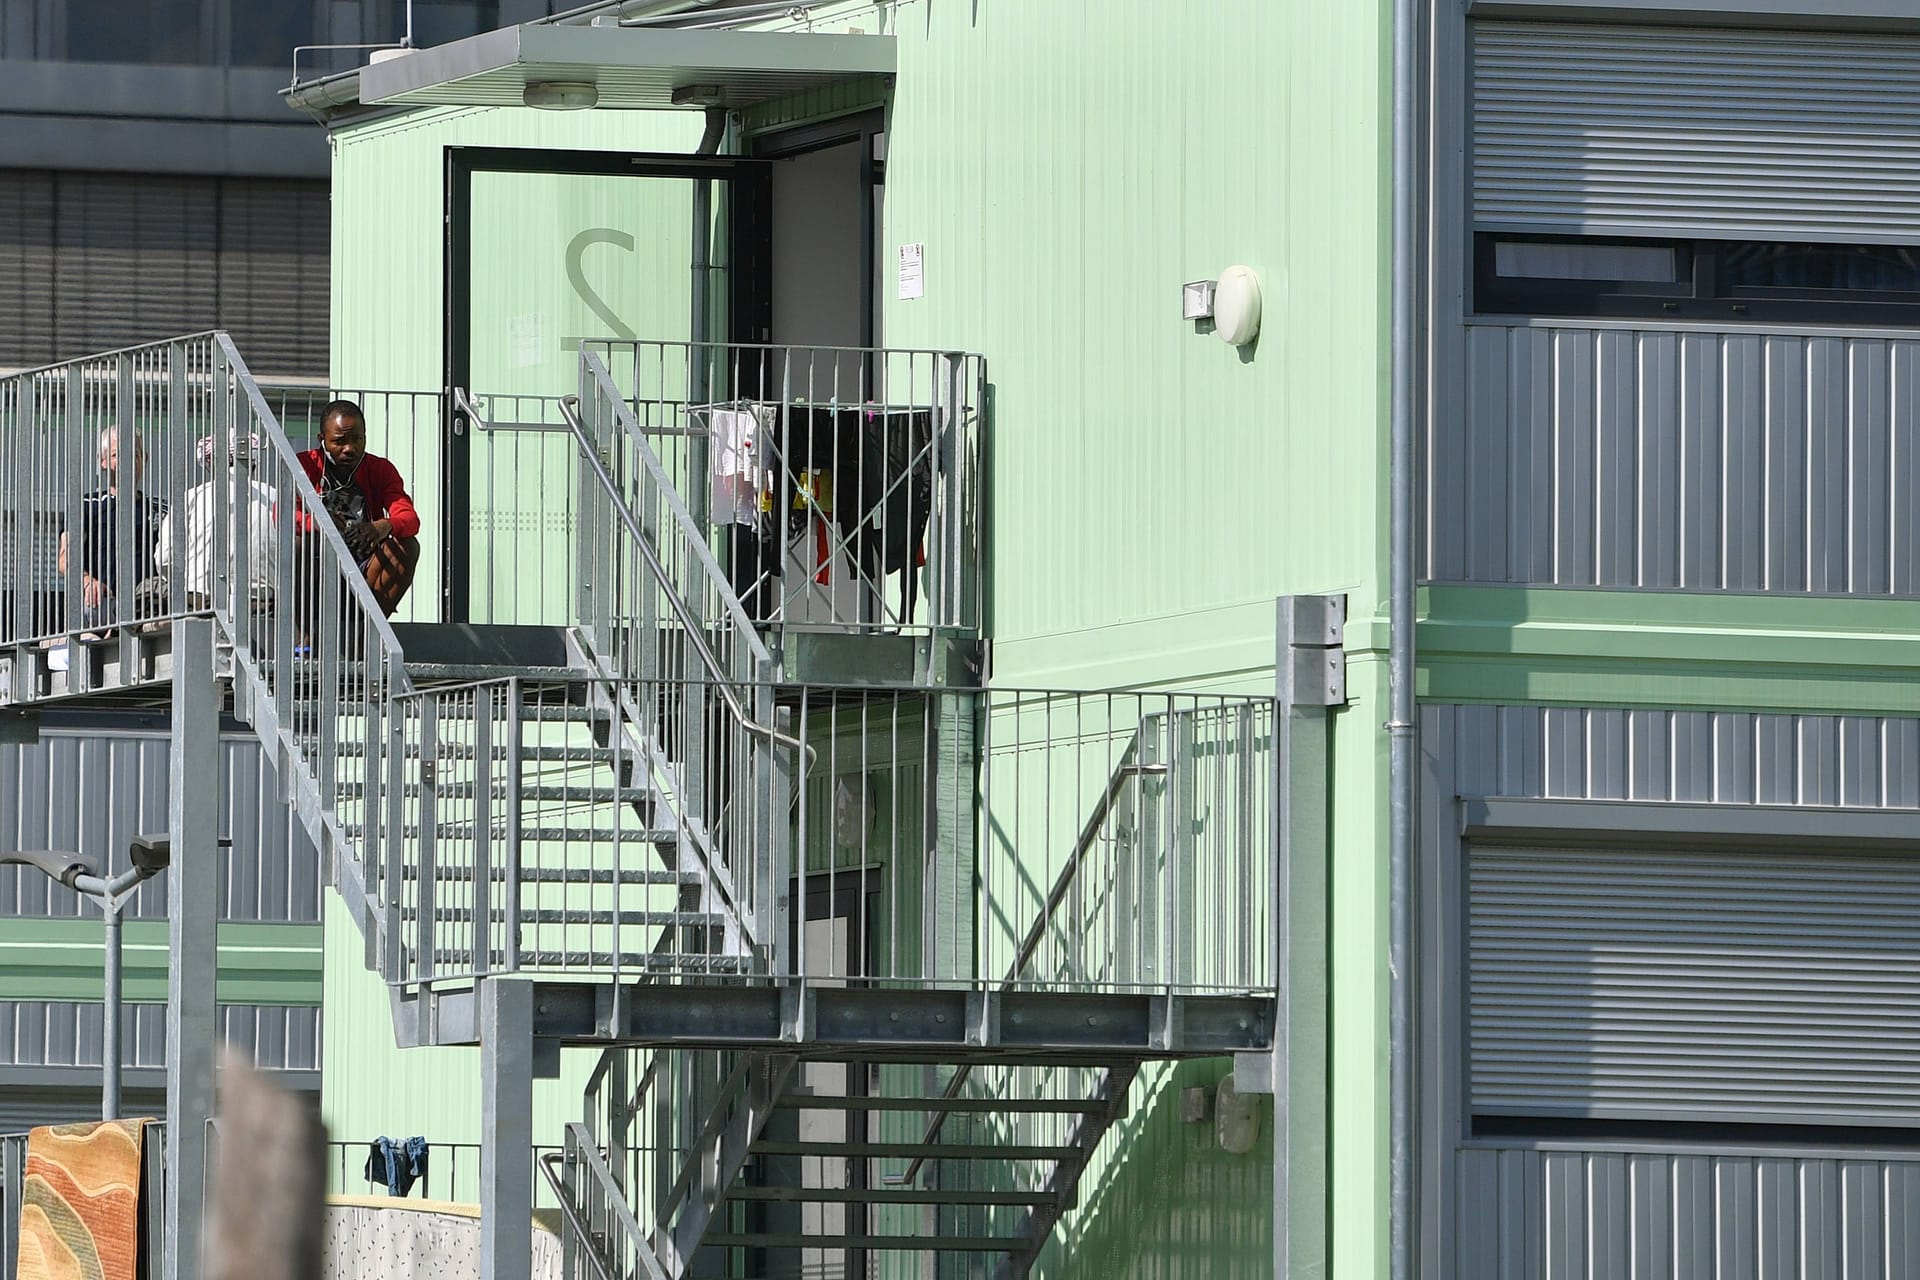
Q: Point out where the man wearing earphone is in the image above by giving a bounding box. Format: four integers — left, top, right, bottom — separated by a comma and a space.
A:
296, 399, 421, 617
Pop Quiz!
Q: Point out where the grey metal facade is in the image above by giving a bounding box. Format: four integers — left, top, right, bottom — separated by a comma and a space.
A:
1428, 320, 1920, 594
1421, 702, 1920, 1276
0, 1001, 320, 1075
1471, 20, 1920, 242
1453, 1144, 1920, 1279
0, 715, 321, 922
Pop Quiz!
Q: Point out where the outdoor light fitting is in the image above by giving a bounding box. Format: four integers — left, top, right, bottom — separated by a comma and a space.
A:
524, 81, 599, 110
671, 83, 726, 107
1, 848, 99, 889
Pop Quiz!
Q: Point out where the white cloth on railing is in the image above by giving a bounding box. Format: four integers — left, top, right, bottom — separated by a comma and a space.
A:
154, 478, 280, 600
705, 406, 766, 528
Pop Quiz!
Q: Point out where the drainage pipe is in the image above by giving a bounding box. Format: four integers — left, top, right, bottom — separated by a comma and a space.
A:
1387, 1, 1421, 1279
687, 106, 728, 533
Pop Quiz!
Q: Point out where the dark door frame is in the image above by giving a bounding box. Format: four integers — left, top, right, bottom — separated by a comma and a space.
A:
439, 145, 770, 621
746, 109, 887, 352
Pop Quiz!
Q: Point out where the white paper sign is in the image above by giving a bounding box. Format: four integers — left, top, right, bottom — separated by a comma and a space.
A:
898, 242, 925, 301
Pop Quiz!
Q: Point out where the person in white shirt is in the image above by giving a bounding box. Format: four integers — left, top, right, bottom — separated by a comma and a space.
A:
155, 431, 279, 609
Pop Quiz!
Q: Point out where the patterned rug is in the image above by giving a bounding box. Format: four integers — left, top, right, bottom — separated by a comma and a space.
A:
15, 1119, 149, 1280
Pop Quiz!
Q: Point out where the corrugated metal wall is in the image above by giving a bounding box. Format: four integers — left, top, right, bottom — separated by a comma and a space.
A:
1425, 703, 1920, 1274
1454, 1145, 1920, 1279
0, 1001, 319, 1073
1428, 321, 1920, 596
1429, 703, 1920, 807
0, 720, 320, 922
1472, 22, 1920, 242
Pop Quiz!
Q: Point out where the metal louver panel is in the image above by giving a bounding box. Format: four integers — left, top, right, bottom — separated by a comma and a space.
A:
1469, 844, 1920, 1126
1472, 22, 1920, 242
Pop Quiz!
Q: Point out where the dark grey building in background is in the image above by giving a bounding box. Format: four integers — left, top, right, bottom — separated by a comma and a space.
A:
0, 1, 563, 376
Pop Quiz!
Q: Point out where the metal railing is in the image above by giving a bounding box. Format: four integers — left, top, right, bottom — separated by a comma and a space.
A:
383, 674, 777, 985
544, 1122, 670, 1280
587, 339, 985, 635
0, 334, 414, 970
381, 671, 1276, 994
325, 1138, 562, 1208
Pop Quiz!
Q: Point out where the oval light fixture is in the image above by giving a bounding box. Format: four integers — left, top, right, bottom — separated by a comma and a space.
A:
524, 81, 598, 110
1213, 265, 1262, 347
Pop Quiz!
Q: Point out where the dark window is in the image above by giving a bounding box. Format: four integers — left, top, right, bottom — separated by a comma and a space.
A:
395, 0, 501, 47
230, 0, 319, 68
1475, 233, 1920, 324
66, 0, 202, 64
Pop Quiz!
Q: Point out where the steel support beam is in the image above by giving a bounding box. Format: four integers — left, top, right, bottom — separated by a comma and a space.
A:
480, 979, 535, 1280
1239, 596, 1343, 1280
165, 619, 219, 1280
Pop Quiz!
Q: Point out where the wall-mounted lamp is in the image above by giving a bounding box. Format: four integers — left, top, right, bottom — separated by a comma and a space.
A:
524, 81, 598, 110
1212, 265, 1262, 347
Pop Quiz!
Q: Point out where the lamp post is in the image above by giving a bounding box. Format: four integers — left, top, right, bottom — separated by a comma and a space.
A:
2, 835, 170, 1120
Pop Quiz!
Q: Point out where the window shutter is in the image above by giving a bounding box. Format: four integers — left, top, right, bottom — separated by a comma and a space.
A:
1472, 21, 1920, 242
1469, 843, 1920, 1127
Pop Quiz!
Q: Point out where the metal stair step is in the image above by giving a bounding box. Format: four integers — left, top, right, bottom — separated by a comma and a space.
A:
435, 950, 752, 970
401, 907, 725, 927
727, 1186, 1056, 1207
336, 782, 660, 804
345, 825, 674, 843
775, 1094, 1105, 1115
399, 866, 699, 886
335, 743, 621, 763
748, 1141, 1078, 1161
703, 1232, 1012, 1253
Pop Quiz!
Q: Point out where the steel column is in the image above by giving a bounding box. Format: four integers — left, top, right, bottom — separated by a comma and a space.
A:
103, 903, 123, 1120
1242, 596, 1344, 1279
165, 618, 220, 1280
480, 977, 535, 1280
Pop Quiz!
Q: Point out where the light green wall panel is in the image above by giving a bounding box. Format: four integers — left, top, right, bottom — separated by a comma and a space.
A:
319, 892, 601, 1196
878, 0, 1391, 678
1421, 585, 1920, 714
875, 3, 1392, 1276
0, 920, 321, 1006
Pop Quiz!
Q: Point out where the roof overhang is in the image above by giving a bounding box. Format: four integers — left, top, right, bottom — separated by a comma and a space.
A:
353, 23, 892, 111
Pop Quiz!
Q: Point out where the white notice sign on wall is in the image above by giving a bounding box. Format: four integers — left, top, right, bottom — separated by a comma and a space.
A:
898, 243, 925, 301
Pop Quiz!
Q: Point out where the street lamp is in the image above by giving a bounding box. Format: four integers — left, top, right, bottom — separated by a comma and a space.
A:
3, 835, 171, 1120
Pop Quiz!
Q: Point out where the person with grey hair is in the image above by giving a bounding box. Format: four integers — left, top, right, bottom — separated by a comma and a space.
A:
55, 428, 167, 628
155, 430, 279, 611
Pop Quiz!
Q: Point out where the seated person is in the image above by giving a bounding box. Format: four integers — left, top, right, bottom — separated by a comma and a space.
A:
155, 431, 278, 611
296, 400, 420, 618
55, 428, 167, 630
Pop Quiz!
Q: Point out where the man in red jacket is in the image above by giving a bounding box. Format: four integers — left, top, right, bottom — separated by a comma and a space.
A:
298, 400, 421, 616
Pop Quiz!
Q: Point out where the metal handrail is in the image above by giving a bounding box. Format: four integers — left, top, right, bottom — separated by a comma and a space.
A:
537, 1151, 617, 1280
887, 745, 1172, 1187
216, 335, 411, 687
556, 391, 805, 762
543, 1124, 672, 1280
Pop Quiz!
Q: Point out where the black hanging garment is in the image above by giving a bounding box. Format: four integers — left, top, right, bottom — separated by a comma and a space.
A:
833, 409, 935, 625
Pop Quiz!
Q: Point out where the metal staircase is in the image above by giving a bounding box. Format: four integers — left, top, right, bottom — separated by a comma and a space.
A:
0, 334, 1284, 1280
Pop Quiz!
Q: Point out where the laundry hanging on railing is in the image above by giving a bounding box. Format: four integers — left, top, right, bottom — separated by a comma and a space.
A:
698, 400, 937, 624
363, 1135, 429, 1197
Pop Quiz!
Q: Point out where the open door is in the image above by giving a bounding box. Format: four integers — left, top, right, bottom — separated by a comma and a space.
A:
441, 146, 769, 624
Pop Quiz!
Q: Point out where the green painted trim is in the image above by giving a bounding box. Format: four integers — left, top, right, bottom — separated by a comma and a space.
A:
1420, 585, 1920, 714
0, 920, 323, 1006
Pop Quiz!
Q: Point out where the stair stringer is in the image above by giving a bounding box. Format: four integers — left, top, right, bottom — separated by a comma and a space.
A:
655, 1052, 799, 1277
997, 1061, 1142, 1280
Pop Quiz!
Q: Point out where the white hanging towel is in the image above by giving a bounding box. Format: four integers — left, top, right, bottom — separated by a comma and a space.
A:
707, 406, 764, 527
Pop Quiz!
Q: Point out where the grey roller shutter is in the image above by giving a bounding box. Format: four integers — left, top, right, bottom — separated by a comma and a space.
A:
1469, 844, 1920, 1127
0, 172, 325, 376
0, 1086, 168, 1132
1471, 21, 1920, 242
